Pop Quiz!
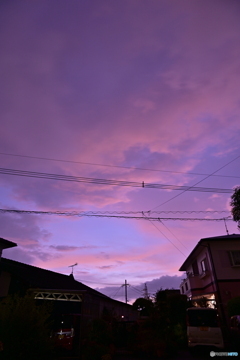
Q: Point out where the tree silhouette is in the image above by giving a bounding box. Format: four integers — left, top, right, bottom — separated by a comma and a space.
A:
230, 187, 240, 230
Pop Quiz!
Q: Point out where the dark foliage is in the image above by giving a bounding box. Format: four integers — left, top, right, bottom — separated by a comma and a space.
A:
82, 314, 115, 360
132, 297, 154, 316
131, 290, 188, 357
230, 186, 240, 230
0, 293, 54, 360
227, 296, 240, 318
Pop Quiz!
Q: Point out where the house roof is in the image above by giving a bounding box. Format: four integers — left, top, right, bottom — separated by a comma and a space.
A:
0, 257, 110, 299
179, 234, 240, 271
200, 234, 240, 241
0, 237, 17, 250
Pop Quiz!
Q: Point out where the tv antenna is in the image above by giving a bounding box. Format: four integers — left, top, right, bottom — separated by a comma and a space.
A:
223, 218, 229, 235
68, 263, 78, 274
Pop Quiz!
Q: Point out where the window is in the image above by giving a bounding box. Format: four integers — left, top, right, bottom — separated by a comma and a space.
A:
229, 251, 240, 266
192, 260, 199, 275
201, 258, 208, 273
185, 282, 188, 291
181, 286, 184, 294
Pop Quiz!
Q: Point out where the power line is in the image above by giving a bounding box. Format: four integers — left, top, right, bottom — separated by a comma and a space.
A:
129, 285, 143, 295
0, 167, 234, 193
109, 286, 123, 300
66, 210, 230, 215
157, 218, 189, 250
0, 208, 233, 222
141, 212, 187, 256
61, 210, 231, 215
0, 152, 239, 179
151, 155, 240, 210
143, 217, 187, 256
1, 207, 231, 259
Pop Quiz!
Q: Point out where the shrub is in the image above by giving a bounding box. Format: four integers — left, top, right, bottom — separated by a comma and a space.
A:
0, 293, 53, 360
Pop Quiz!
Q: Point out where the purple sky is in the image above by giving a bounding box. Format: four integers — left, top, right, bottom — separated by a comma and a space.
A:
1, 0, 240, 303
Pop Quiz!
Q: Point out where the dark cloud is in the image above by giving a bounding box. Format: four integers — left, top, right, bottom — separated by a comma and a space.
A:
2, 245, 52, 264
98, 265, 114, 270
0, 210, 51, 247
50, 245, 97, 251
98, 252, 110, 260
2, 247, 35, 265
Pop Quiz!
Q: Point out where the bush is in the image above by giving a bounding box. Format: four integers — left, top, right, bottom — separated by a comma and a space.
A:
0, 293, 53, 360
227, 296, 240, 318
82, 319, 114, 360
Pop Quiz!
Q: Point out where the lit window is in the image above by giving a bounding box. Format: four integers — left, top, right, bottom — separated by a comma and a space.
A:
229, 251, 240, 266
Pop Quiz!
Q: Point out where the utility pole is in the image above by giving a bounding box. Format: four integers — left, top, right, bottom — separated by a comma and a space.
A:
143, 283, 149, 299
122, 280, 129, 303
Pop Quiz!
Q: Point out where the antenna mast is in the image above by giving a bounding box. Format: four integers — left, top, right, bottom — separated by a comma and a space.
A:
223, 218, 229, 235
68, 263, 78, 275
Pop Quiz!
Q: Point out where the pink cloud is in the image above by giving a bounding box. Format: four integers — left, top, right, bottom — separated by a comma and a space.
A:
0, 0, 239, 292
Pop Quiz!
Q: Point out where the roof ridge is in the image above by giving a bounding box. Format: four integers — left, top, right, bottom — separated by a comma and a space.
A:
1, 257, 111, 299
2, 257, 75, 279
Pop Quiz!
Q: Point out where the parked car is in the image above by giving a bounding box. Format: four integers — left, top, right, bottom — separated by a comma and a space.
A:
186, 307, 224, 350
51, 313, 81, 353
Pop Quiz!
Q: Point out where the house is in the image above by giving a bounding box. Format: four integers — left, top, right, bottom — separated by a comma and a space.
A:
0, 237, 137, 354
0, 256, 137, 321
179, 233, 240, 326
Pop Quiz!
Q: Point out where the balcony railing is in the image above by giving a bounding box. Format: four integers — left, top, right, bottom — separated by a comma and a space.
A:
180, 271, 210, 294
199, 270, 210, 279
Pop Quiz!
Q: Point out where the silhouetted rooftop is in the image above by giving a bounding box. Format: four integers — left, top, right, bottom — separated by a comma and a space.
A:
0, 238, 17, 250
1, 257, 109, 299
179, 234, 240, 271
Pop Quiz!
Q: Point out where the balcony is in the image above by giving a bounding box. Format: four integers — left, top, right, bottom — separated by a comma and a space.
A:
180, 272, 209, 295
199, 270, 210, 279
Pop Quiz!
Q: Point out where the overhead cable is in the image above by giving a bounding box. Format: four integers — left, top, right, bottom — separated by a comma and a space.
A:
0, 208, 232, 222
151, 155, 240, 210
0, 167, 233, 193
0, 152, 239, 179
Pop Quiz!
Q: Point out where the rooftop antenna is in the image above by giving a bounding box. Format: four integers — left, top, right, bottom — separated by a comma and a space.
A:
68, 263, 78, 275
223, 218, 229, 235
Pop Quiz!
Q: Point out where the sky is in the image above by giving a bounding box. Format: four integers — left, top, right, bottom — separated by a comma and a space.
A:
1, 0, 240, 303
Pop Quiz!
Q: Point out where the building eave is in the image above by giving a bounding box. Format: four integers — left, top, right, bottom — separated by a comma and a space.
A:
179, 234, 240, 271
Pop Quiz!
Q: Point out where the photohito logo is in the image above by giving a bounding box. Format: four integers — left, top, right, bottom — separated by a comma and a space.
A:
210, 351, 238, 357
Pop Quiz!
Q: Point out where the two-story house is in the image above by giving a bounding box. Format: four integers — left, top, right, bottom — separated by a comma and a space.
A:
179, 234, 240, 324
